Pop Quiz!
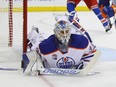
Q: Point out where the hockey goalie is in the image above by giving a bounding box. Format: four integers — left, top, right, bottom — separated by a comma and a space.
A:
22, 15, 101, 76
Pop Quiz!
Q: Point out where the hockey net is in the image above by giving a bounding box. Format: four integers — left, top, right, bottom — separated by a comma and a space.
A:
0, 0, 27, 69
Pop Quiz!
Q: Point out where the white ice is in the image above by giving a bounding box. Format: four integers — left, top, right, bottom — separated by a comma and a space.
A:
0, 12, 116, 87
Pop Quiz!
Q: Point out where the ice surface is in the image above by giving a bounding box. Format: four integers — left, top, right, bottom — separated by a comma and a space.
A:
0, 12, 116, 87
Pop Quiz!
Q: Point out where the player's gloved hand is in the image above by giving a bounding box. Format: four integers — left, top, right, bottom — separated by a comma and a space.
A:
69, 11, 79, 23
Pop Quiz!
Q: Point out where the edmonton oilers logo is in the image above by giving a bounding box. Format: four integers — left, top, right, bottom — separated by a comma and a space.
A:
56, 57, 75, 68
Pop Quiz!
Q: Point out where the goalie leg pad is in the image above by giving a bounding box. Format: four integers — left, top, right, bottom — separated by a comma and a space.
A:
22, 54, 30, 72
22, 51, 37, 74
22, 53, 29, 72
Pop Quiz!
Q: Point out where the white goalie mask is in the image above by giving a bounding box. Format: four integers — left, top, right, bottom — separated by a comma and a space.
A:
54, 20, 71, 46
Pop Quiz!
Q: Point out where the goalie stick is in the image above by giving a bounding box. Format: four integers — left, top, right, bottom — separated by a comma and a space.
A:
36, 51, 101, 76
113, 14, 116, 30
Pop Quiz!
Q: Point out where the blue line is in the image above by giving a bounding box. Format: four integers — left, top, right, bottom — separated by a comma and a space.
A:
97, 47, 116, 61
0, 68, 18, 71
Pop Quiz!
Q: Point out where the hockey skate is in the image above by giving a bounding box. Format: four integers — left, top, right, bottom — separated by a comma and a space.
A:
105, 28, 111, 33
105, 17, 113, 34
105, 24, 112, 34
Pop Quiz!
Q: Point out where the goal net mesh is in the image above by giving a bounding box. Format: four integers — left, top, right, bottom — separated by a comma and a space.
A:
0, 0, 27, 69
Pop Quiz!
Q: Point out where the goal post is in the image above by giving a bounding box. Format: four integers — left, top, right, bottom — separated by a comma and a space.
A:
23, 0, 27, 53
0, 0, 27, 69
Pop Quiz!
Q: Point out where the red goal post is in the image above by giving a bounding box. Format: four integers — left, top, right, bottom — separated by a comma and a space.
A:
0, 0, 27, 69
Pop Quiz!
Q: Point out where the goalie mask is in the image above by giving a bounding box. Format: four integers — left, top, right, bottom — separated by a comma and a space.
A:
54, 20, 71, 46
